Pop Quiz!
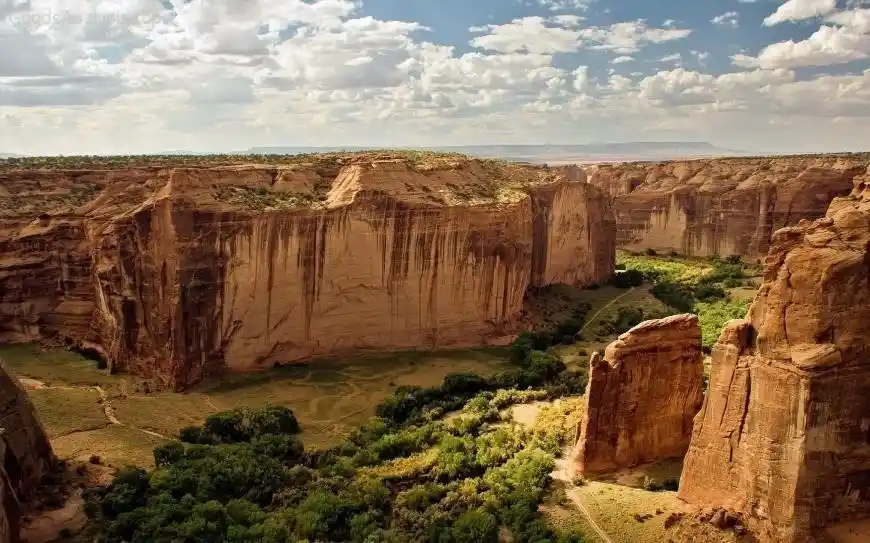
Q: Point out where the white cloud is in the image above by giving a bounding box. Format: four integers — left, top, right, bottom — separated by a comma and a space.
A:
733, 24, 870, 69
469, 17, 581, 54
826, 8, 870, 33
578, 20, 692, 54
535, 0, 595, 11
612, 56, 633, 64
711, 11, 739, 27
763, 0, 837, 26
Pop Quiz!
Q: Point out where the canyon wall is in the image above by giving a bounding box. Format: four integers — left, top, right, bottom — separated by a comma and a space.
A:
574, 314, 704, 476
0, 155, 615, 389
1, 360, 56, 543
589, 156, 869, 258
678, 169, 870, 542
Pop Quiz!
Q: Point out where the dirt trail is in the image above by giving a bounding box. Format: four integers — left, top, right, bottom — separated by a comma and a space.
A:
567, 490, 614, 543
551, 446, 614, 543
579, 286, 637, 336
19, 376, 169, 440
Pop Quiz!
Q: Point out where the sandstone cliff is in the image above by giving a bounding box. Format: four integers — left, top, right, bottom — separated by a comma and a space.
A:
573, 314, 704, 476
0, 154, 615, 389
1, 360, 56, 543
678, 168, 870, 542
589, 155, 869, 258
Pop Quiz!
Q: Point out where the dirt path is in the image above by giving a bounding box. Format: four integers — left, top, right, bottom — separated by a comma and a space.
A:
19, 376, 170, 440
567, 489, 614, 543
579, 287, 637, 336
550, 446, 613, 543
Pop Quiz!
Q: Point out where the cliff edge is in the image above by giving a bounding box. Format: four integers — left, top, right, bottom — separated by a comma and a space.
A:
678, 168, 870, 541
1, 360, 56, 543
590, 155, 868, 258
0, 153, 615, 390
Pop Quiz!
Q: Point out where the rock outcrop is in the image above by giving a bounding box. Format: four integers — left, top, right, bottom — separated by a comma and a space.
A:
678, 168, 870, 542
1, 360, 56, 543
0, 154, 615, 390
589, 156, 869, 258
574, 314, 704, 476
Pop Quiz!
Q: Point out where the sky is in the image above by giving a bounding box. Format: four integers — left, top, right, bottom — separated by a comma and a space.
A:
1, 0, 870, 155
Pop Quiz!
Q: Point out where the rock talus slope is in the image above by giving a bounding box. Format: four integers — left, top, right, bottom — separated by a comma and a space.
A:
573, 314, 704, 476
678, 168, 870, 542
1, 360, 56, 543
590, 156, 869, 258
0, 155, 615, 389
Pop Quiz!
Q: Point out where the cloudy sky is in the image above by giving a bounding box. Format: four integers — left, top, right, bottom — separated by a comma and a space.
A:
1, 0, 869, 155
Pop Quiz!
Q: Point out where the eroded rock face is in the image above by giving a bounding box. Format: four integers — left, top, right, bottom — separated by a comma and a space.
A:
589, 156, 868, 258
679, 169, 870, 542
1, 360, 56, 543
0, 156, 615, 389
574, 314, 704, 476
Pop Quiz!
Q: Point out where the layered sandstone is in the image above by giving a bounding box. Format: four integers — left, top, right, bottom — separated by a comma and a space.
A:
574, 314, 704, 476
679, 169, 870, 542
1, 360, 56, 543
0, 154, 615, 389
589, 155, 869, 258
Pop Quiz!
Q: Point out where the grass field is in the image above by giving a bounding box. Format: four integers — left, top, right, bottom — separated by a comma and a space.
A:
1, 343, 510, 466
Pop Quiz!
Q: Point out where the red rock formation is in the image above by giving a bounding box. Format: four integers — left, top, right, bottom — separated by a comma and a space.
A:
0, 155, 615, 390
574, 314, 704, 476
589, 156, 868, 258
679, 169, 870, 542
1, 360, 56, 543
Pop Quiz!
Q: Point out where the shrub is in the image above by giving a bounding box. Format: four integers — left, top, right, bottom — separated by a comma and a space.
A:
650, 282, 695, 312
694, 284, 726, 302
201, 406, 300, 444
723, 277, 743, 288
644, 248, 658, 256
153, 441, 185, 467
451, 508, 499, 543
509, 332, 536, 363
612, 269, 644, 288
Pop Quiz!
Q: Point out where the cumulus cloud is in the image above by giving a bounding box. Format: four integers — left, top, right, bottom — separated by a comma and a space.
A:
578, 20, 692, 54
469, 17, 581, 54
763, 0, 837, 26
733, 24, 870, 69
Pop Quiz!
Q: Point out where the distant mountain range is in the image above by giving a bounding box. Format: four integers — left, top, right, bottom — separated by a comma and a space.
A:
245, 142, 745, 163
1, 142, 749, 163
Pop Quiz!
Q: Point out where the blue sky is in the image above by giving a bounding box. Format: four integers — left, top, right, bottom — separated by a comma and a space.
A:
0, 0, 869, 154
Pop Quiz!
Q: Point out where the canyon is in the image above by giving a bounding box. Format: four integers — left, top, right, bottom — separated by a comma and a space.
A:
573, 314, 704, 477
678, 168, 870, 542
590, 155, 869, 258
0, 154, 615, 390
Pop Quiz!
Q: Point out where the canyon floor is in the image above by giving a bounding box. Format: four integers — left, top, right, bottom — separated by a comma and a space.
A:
3, 253, 760, 542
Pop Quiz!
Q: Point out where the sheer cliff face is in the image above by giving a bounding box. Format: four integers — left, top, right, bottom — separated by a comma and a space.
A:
0, 156, 615, 389
590, 157, 868, 258
1, 360, 56, 543
679, 170, 870, 542
573, 314, 704, 476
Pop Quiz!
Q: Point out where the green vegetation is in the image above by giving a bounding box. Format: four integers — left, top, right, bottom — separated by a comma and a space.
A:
86, 365, 588, 541
618, 254, 760, 350
694, 299, 753, 349
83, 302, 594, 542
214, 186, 325, 210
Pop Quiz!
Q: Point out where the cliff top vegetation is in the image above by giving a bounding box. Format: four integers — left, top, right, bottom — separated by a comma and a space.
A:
0, 150, 511, 172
